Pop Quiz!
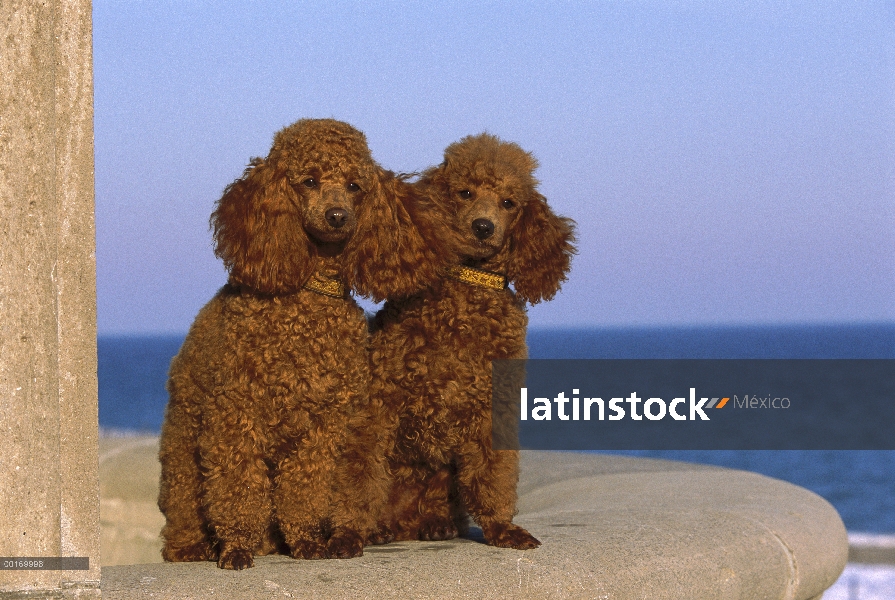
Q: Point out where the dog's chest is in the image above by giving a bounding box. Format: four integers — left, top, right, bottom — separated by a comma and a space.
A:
390, 282, 528, 458
419, 282, 527, 361
223, 291, 370, 423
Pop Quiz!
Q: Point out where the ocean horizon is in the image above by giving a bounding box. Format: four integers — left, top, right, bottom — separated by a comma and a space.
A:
98, 322, 895, 534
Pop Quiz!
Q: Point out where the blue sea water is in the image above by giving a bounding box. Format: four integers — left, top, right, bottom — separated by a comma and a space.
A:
98, 322, 895, 533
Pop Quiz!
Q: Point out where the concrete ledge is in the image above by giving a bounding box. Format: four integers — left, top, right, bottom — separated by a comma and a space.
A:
100, 438, 847, 599
848, 533, 895, 565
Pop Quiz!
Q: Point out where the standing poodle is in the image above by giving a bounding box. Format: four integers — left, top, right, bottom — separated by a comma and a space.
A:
158, 119, 442, 569
372, 133, 576, 549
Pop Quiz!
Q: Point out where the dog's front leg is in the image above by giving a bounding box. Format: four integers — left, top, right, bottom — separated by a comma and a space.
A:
272, 448, 335, 559
198, 421, 272, 569
455, 444, 540, 550
414, 464, 463, 541
158, 396, 217, 563
327, 413, 394, 556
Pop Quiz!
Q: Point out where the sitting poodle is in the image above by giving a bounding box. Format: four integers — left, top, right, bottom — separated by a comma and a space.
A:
372, 133, 576, 549
158, 118, 442, 569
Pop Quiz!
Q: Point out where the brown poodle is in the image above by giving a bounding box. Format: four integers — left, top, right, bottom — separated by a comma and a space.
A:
372, 133, 576, 549
157, 118, 442, 569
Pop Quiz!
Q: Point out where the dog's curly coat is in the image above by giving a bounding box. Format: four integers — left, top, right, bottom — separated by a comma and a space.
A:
372, 133, 576, 549
157, 119, 442, 569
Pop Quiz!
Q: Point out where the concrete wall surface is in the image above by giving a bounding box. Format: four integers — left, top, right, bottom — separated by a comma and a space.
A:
100, 448, 849, 600
0, 0, 100, 597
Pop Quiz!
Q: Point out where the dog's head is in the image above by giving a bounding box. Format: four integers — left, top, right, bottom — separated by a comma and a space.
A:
210, 118, 442, 299
419, 133, 576, 304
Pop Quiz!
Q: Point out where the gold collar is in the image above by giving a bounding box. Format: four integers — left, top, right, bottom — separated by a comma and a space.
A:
444, 264, 507, 290
303, 272, 347, 298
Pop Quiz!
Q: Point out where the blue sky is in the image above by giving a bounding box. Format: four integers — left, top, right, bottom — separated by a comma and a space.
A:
94, 1, 894, 335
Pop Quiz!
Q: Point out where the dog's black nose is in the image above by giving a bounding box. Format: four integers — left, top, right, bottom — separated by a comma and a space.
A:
472, 218, 494, 240
325, 208, 348, 228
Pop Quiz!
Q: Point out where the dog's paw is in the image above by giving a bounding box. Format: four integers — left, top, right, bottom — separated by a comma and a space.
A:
327, 528, 365, 559
482, 522, 541, 550
217, 546, 254, 570
368, 524, 395, 546
418, 517, 458, 541
162, 540, 217, 562
290, 540, 329, 560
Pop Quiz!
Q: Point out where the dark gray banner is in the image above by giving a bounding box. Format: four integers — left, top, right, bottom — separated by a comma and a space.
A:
492, 359, 895, 450
0, 557, 89, 570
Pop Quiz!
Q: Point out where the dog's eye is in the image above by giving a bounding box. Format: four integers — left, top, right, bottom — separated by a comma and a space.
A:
301, 178, 317, 188
502, 199, 516, 209
458, 190, 472, 200
347, 182, 361, 192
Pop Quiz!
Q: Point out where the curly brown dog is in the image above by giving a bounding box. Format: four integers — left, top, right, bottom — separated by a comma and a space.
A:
372, 133, 576, 549
157, 118, 442, 569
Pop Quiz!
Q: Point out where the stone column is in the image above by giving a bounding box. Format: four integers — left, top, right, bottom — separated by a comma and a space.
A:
0, 0, 100, 597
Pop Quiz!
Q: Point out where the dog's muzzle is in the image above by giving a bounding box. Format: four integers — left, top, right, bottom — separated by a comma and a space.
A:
326, 207, 349, 229
472, 218, 495, 240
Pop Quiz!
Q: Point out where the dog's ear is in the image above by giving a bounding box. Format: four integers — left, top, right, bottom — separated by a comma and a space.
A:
505, 193, 576, 304
341, 171, 450, 302
210, 158, 314, 294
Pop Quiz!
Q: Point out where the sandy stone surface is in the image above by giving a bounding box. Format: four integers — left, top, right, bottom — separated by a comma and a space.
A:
99, 435, 850, 599
100, 435, 166, 566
